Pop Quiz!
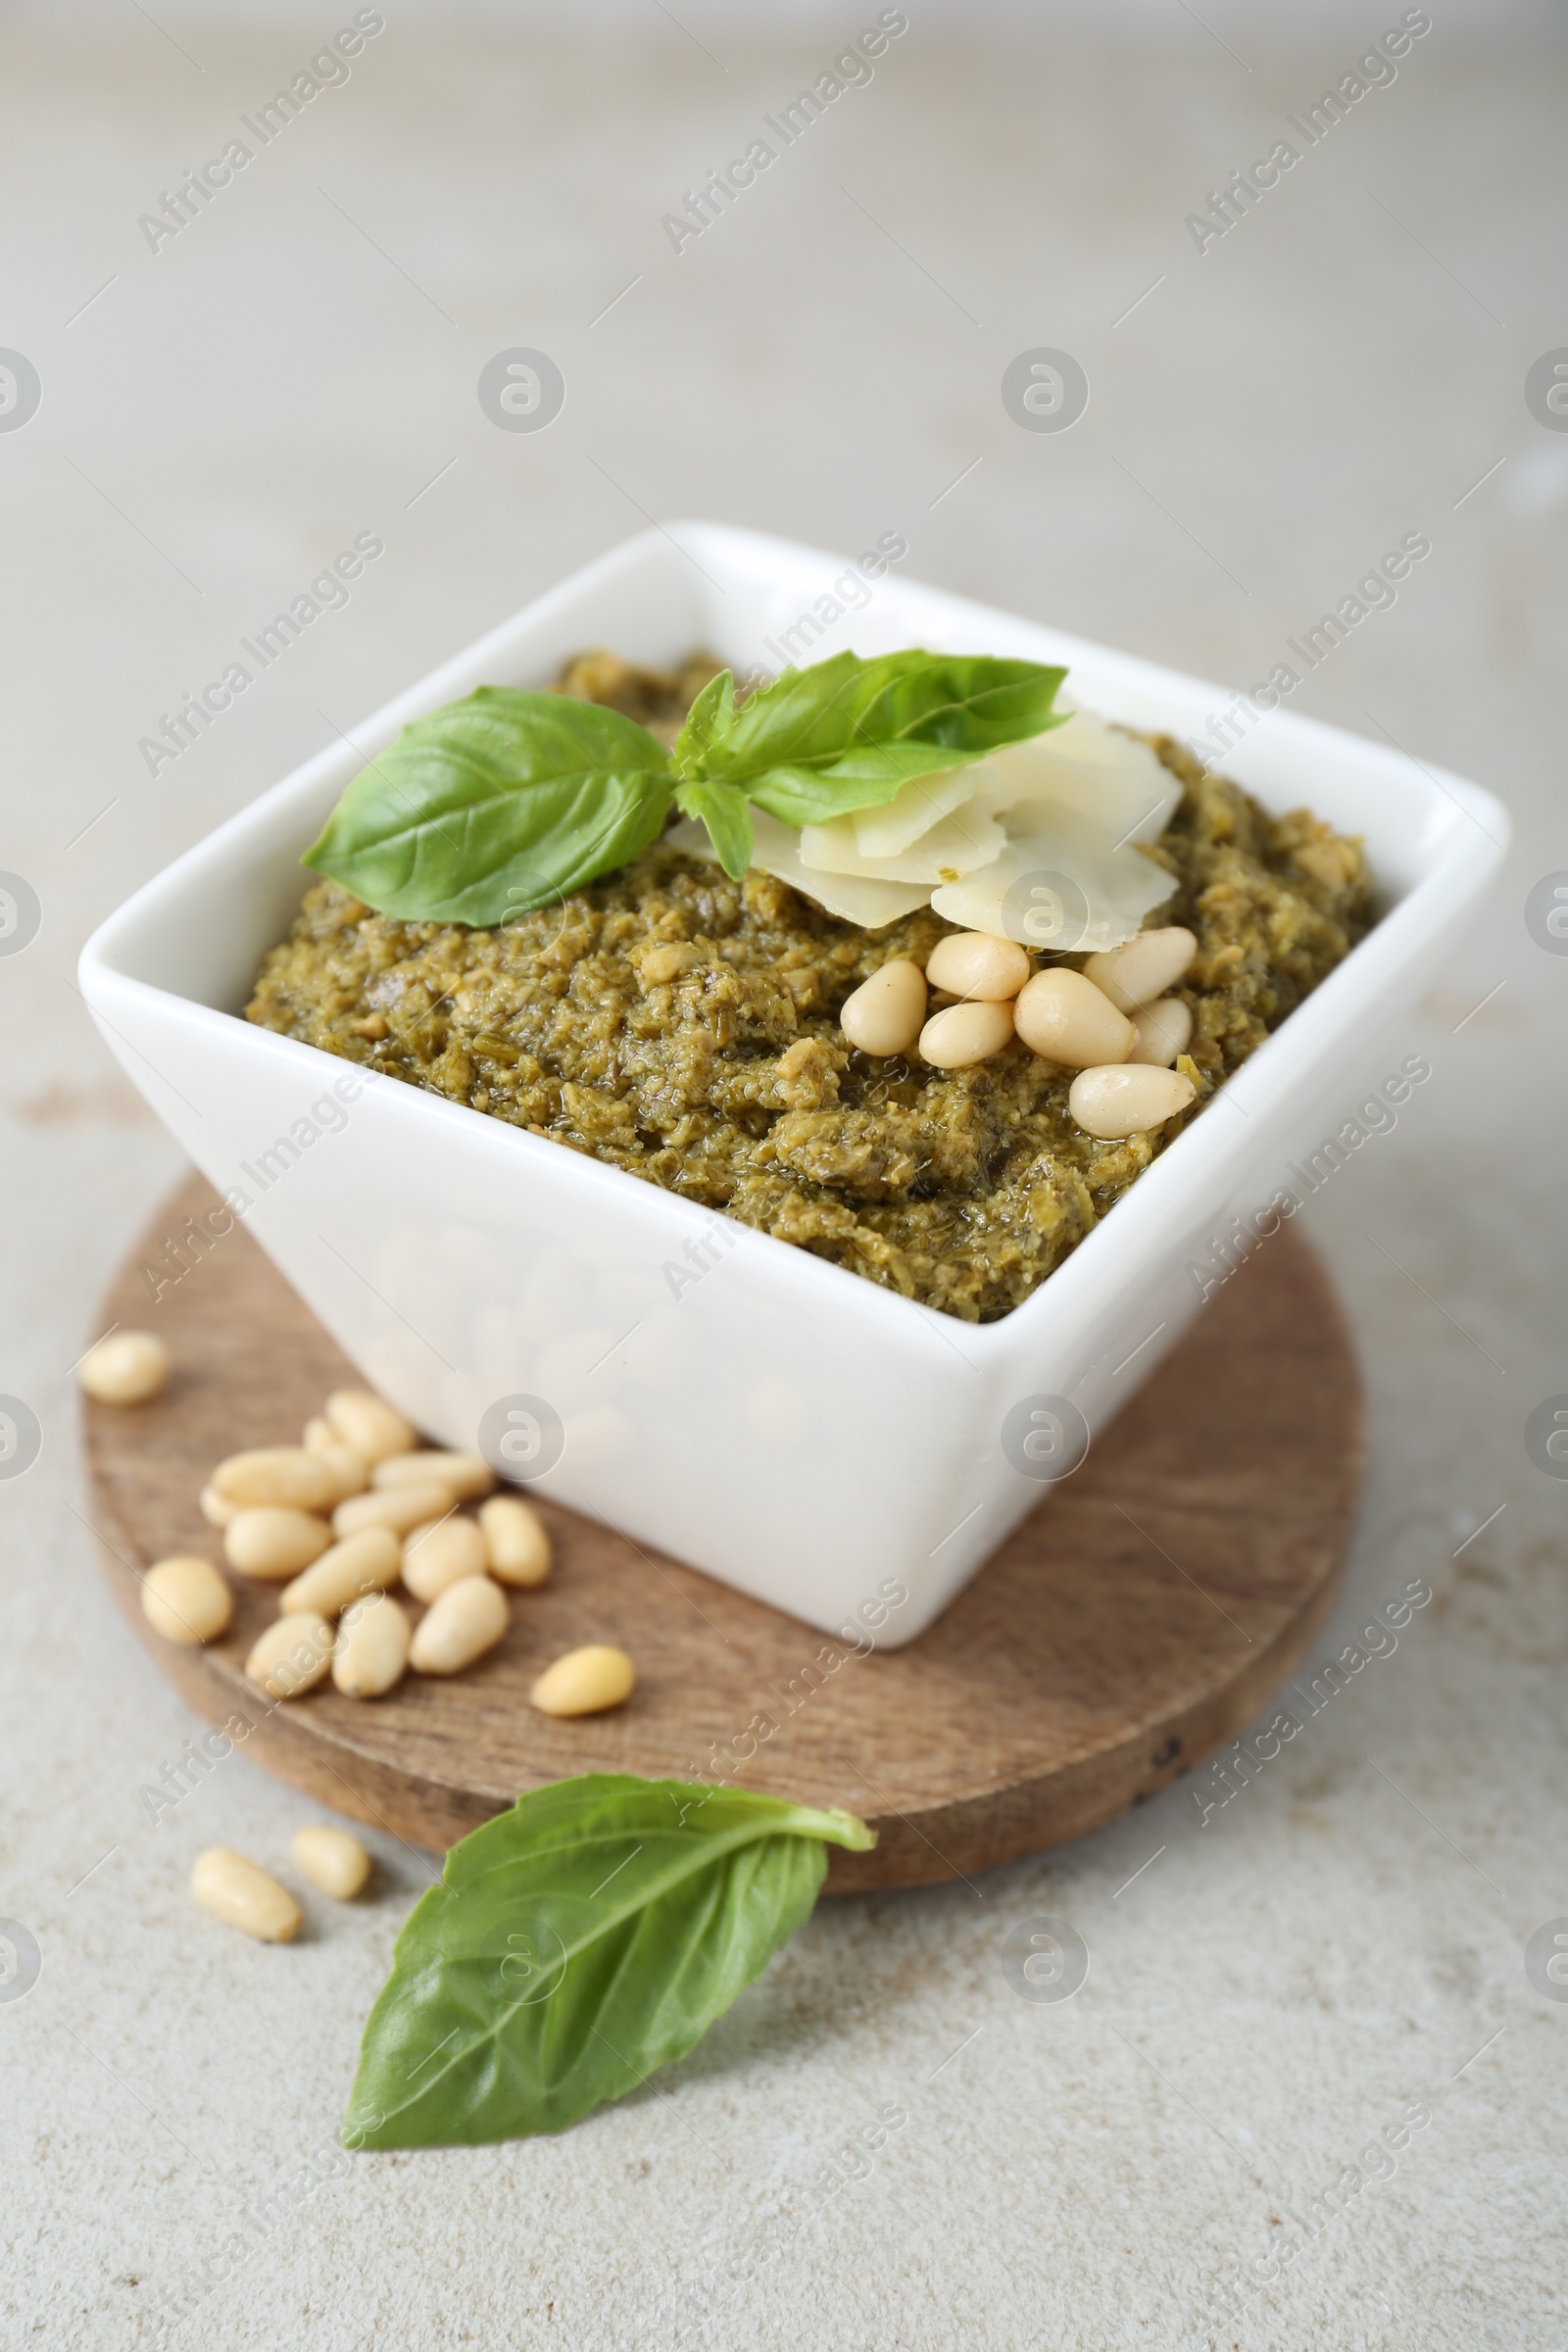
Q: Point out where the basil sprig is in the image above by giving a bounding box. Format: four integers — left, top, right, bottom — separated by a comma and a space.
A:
306, 649, 1066, 919
673, 648, 1069, 826
342, 1773, 874, 2150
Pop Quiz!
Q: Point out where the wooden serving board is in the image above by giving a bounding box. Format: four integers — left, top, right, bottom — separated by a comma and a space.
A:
84, 1176, 1363, 1892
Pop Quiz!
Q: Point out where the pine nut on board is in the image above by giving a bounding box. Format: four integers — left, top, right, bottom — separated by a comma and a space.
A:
530, 1643, 636, 1718
282, 1527, 401, 1618
302, 1418, 368, 1495
323, 1388, 416, 1466
332, 1592, 412, 1698
77, 1330, 169, 1404
333, 1481, 455, 1540
402, 1516, 487, 1603
409, 1576, 509, 1676
245, 1611, 334, 1699
223, 1507, 332, 1581
370, 1450, 495, 1499
212, 1447, 340, 1514
140, 1556, 232, 1645
190, 1848, 301, 1942
478, 1494, 553, 1587
200, 1483, 238, 1529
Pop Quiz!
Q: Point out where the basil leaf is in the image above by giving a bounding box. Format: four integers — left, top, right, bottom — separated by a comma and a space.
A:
303, 688, 674, 924
674, 775, 754, 879
670, 666, 736, 775
342, 1774, 874, 2150
748, 741, 991, 827
696, 650, 1069, 825
671, 674, 752, 869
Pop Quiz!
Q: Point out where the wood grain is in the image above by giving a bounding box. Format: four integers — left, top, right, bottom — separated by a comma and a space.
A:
84, 1177, 1364, 1891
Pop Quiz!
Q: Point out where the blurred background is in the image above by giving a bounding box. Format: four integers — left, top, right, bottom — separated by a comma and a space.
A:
4, 4, 1566, 2345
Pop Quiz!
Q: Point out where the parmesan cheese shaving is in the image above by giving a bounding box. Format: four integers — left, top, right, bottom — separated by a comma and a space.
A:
930, 802, 1176, 951
666, 813, 931, 929
974, 710, 1180, 845
798, 806, 1005, 884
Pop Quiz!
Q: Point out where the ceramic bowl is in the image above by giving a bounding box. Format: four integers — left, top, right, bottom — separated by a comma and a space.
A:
78, 524, 1507, 1644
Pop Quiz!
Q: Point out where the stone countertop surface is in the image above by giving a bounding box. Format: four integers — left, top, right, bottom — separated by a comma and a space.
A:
2, 7, 1565, 2346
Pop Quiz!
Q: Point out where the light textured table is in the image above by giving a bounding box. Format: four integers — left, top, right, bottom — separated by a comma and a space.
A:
2, 8, 1564, 2346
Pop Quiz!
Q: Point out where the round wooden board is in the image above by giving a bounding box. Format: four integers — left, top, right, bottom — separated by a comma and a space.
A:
84, 1177, 1363, 1892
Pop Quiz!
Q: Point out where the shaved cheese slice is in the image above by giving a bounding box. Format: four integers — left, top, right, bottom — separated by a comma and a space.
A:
666, 813, 930, 929
974, 711, 1180, 847
850, 765, 981, 858
930, 801, 1175, 952
665, 703, 1180, 944
799, 805, 1005, 885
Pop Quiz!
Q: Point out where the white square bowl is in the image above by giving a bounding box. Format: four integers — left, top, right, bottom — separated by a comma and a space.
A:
78, 523, 1507, 1646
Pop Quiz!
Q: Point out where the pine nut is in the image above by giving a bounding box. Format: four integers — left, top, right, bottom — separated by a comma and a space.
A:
1013, 969, 1135, 1069
402, 1515, 488, 1603
213, 1446, 340, 1513
282, 1526, 401, 1618
223, 1507, 332, 1581
924, 932, 1030, 1003
370, 1449, 495, 1500
303, 1418, 369, 1496
409, 1576, 509, 1676
478, 1494, 553, 1588
318, 1449, 371, 1503
140, 1556, 233, 1645
332, 1592, 412, 1698
199, 1483, 238, 1529
324, 1388, 417, 1466
530, 1643, 636, 1718
245, 1610, 334, 1698
839, 958, 926, 1056
291, 1825, 372, 1898
1068, 1062, 1197, 1139
1084, 926, 1198, 1013
78, 1330, 169, 1404
1129, 997, 1193, 1067
191, 1847, 302, 1942
917, 1000, 1014, 1069
325, 1447, 369, 1500
332, 1481, 455, 1540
